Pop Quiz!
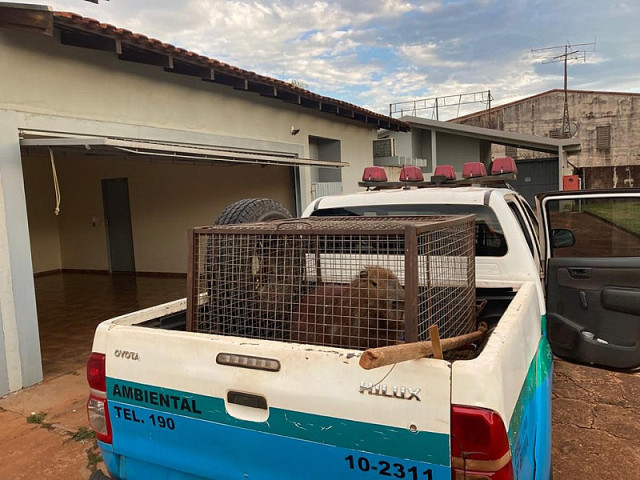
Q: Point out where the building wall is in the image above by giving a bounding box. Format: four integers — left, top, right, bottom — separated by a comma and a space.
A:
22, 151, 294, 274
455, 91, 640, 187
378, 128, 487, 175
1, 29, 376, 206
21, 155, 62, 273
0, 27, 378, 394
434, 131, 483, 172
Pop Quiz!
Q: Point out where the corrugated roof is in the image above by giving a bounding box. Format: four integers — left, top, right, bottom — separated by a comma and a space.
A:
450, 89, 640, 123
0, 3, 409, 132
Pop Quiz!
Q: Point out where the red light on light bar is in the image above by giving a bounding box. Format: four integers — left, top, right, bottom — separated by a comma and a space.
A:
433, 165, 456, 180
399, 166, 424, 182
491, 157, 518, 175
462, 162, 487, 178
362, 166, 387, 182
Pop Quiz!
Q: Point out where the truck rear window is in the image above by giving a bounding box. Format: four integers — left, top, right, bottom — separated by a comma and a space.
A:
311, 204, 507, 257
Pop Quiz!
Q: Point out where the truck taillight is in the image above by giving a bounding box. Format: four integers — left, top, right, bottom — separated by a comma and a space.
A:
451, 405, 514, 480
87, 352, 106, 392
86, 353, 112, 444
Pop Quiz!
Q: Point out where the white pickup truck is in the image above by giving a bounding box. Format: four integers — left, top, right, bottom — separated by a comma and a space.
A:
86, 167, 640, 480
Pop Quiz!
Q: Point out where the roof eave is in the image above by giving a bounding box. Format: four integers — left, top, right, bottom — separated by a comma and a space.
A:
0, 3, 410, 132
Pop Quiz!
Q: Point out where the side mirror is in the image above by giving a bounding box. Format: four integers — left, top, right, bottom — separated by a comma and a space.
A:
551, 228, 575, 248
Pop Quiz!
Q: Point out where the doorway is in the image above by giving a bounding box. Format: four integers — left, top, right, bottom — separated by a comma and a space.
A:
102, 178, 135, 272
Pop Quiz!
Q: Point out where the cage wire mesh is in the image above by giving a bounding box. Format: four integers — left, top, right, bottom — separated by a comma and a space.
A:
188, 216, 476, 351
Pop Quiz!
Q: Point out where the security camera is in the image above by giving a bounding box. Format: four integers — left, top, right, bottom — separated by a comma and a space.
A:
291, 126, 301, 135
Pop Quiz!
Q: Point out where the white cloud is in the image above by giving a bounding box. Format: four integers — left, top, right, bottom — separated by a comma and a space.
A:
398, 43, 465, 68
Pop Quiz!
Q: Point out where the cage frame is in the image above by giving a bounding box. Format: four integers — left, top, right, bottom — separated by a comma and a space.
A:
186, 214, 476, 345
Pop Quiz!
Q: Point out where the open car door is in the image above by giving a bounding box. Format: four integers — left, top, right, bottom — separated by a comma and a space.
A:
538, 189, 640, 369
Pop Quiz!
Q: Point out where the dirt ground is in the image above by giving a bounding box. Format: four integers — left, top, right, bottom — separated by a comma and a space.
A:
0, 358, 638, 479
552, 358, 640, 478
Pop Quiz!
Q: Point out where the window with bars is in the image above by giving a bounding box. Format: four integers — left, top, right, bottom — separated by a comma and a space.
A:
505, 146, 518, 158
596, 125, 611, 150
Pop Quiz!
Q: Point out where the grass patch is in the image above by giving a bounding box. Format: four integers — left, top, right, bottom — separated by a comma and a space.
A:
72, 426, 96, 442
27, 411, 47, 424
86, 445, 102, 470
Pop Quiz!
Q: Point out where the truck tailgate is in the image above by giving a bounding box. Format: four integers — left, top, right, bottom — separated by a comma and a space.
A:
105, 326, 452, 479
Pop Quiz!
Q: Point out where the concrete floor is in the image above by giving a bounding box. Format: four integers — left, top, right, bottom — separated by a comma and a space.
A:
35, 272, 186, 378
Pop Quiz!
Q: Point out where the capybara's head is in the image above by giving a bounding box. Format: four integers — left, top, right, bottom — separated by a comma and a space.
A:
352, 266, 405, 318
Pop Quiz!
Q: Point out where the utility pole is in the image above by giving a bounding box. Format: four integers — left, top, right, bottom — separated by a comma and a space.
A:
531, 41, 596, 138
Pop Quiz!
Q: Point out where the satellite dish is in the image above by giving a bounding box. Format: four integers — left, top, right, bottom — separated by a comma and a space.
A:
568, 122, 579, 137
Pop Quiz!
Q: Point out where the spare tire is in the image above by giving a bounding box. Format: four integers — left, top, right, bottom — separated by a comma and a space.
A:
215, 198, 292, 225
207, 198, 295, 338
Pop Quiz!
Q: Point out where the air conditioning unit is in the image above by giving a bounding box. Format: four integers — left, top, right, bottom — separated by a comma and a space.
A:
373, 138, 396, 158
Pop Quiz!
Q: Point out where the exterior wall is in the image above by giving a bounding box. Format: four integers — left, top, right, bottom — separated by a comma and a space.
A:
584, 165, 639, 189
455, 91, 640, 187
434, 131, 483, 172
0, 29, 376, 207
0, 28, 377, 394
411, 128, 433, 168
377, 128, 486, 175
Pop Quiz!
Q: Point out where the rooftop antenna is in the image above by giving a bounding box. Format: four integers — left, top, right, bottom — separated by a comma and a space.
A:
531, 40, 596, 138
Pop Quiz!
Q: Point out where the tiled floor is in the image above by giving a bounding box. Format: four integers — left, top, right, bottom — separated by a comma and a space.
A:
35, 272, 186, 378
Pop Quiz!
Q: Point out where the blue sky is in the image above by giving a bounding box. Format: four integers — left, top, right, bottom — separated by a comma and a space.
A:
9, 0, 640, 118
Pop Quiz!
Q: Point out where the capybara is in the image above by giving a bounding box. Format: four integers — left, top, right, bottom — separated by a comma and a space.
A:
291, 266, 405, 349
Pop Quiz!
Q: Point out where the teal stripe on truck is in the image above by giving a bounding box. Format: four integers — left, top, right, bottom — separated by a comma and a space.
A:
106, 377, 450, 466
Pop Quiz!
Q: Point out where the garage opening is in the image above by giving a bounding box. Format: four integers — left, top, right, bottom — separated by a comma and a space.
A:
20, 133, 338, 377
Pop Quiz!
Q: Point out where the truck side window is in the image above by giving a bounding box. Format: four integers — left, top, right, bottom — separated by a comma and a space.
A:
508, 201, 535, 258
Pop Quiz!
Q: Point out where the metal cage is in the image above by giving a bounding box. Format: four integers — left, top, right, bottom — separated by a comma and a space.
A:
187, 216, 476, 350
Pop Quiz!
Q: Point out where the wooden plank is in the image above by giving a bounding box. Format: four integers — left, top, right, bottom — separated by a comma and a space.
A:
0, 7, 53, 35
428, 325, 444, 360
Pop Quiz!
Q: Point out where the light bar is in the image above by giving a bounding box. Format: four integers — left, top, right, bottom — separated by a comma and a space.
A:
399, 165, 424, 182
362, 166, 388, 182
433, 165, 457, 180
462, 162, 487, 178
216, 353, 281, 372
491, 156, 518, 175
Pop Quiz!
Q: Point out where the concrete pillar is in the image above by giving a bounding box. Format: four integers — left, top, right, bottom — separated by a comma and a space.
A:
0, 111, 43, 395
431, 130, 437, 172
558, 147, 572, 189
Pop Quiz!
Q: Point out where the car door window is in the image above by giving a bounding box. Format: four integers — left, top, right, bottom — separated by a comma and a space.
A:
544, 196, 640, 257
